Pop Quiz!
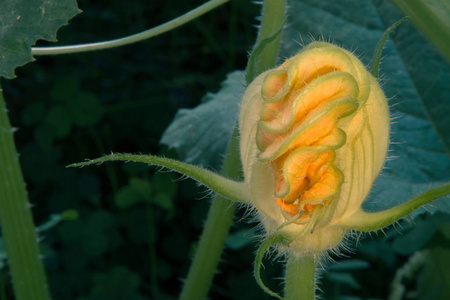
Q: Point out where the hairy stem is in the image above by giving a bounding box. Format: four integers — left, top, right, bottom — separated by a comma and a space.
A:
31, 0, 230, 55
68, 153, 250, 204
180, 0, 286, 298
284, 255, 316, 300
0, 87, 51, 299
341, 183, 450, 231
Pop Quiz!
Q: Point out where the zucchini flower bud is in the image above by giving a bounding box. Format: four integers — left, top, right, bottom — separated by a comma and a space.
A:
239, 41, 390, 255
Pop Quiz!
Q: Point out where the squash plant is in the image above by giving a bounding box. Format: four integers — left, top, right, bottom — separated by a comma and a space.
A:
1, 0, 449, 299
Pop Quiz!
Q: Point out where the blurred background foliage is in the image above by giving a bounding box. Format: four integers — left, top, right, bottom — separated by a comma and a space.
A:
0, 0, 449, 299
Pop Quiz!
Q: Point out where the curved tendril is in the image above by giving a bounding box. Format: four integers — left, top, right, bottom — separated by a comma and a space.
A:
31, 0, 229, 55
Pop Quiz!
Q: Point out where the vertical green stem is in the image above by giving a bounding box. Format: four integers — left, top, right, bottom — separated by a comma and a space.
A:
180, 0, 286, 298
179, 127, 241, 300
147, 202, 159, 298
0, 86, 51, 299
284, 255, 316, 300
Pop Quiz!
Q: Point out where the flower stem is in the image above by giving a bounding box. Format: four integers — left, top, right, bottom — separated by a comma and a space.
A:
341, 183, 450, 231
0, 87, 51, 299
180, 0, 286, 298
31, 0, 230, 55
179, 126, 242, 300
284, 255, 316, 300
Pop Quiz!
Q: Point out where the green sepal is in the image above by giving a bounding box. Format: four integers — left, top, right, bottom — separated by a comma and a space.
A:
341, 183, 450, 231
370, 16, 408, 78
68, 153, 251, 204
253, 233, 291, 299
246, 19, 286, 84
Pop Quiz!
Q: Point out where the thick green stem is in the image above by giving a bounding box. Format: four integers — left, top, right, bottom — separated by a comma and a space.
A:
179, 127, 241, 300
180, 0, 286, 298
0, 87, 51, 299
341, 183, 450, 232
284, 255, 316, 300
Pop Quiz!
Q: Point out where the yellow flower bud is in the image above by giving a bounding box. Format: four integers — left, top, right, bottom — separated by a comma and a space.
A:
239, 42, 390, 255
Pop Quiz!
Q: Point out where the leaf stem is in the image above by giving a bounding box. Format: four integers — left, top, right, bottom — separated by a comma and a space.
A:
68, 153, 250, 204
0, 87, 51, 299
179, 126, 242, 300
341, 183, 450, 231
31, 0, 230, 56
284, 255, 316, 300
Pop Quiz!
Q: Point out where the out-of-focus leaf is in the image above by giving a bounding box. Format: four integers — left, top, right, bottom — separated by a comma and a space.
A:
115, 186, 142, 209
45, 105, 73, 137
34, 123, 55, 149
21, 102, 45, 126
50, 77, 80, 102
326, 272, 361, 289
225, 228, 255, 250
129, 177, 152, 199
392, 213, 450, 255
91, 266, 145, 300
160, 71, 245, 170
328, 259, 370, 272
69, 92, 103, 127
0, 0, 79, 78
115, 177, 152, 209
152, 192, 173, 213
418, 248, 450, 300
152, 172, 178, 198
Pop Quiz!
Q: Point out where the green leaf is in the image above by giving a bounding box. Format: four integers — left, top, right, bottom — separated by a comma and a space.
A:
91, 266, 145, 300
328, 259, 370, 272
160, 71, 245, 170
151, 192, 173, 213
392, 213, 450, 255
326, 272, 361, 289
245, 20, 285, 84
225, 228, 255, 250
129, 177, 152, 199
114, 186, 142, 209
370, 16, 408, 78
0, 0, 79, 78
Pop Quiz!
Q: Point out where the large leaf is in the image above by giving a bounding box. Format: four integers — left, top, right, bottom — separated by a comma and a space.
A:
160, 71, 245, 170
0, 0, 79, 79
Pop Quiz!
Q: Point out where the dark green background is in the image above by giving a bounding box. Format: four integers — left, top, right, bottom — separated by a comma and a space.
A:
1, 0, 449, 299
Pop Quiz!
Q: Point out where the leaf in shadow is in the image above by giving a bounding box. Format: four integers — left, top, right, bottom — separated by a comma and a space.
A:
0, 0, 80, 78
160, 71, 246, 170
